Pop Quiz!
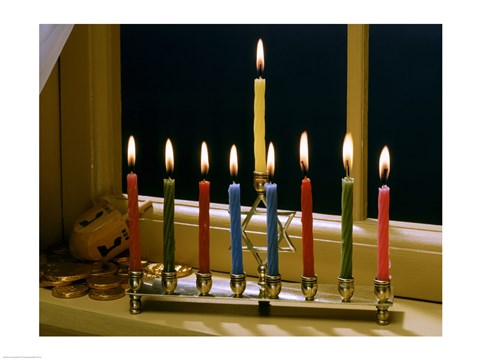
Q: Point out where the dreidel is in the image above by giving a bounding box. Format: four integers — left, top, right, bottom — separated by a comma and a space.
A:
69, 199, 152, 262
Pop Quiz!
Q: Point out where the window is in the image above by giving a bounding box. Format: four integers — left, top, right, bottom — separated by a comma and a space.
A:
120, 24, 442, 225
368, 25, 442, 225
120, 24, 348, 215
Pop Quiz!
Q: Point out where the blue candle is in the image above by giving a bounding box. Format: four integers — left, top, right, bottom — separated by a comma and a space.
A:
265, 182, 278, 276
229, 184, 243, 274
265, 142, 279, 276
229, 145, 243, 275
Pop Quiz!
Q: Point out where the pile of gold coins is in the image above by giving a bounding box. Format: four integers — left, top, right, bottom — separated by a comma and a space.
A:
40, 243, 192, 301
40, 245, 133, 300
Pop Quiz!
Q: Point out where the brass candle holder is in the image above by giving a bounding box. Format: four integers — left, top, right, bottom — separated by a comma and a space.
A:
128, 273, 394, 325
266, 274, 282, 299
374, 278, 392, 325
229, 272, 246, 297
128, 270, 143, 314
301, 274, 318, 301
338, 277, 354, 302
196, 271, 212, 296
161, 270, 178, 295
125, 172, 395, 324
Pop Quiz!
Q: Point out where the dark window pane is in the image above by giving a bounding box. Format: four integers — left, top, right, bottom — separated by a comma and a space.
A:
121, 24, 347, 215
368, 25, 442, 224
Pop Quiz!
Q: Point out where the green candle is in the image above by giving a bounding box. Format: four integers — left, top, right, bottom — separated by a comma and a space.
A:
340, 133, 354, 279
163, 139, 175, 273
340, 177, 354, 279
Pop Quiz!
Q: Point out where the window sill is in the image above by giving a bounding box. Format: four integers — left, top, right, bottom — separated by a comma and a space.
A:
103, 194, 442, 303
39, 271, 441, 336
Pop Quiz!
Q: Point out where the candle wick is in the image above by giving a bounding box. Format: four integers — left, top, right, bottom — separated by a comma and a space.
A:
346, 161, 350, 178
381, 168, 388, 186
300, 160, 307, 178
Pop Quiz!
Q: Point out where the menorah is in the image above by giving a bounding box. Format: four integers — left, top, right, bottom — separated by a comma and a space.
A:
128, 171, 393, 325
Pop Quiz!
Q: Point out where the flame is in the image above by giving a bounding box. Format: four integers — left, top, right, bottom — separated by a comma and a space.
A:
343, 132, 353, 174
256, 38, 264, 74
267, 142, 275, 178
230, 145, 238, 178
127, 135, 136, 168
201, 141, 209, 177
300, 131, 309, 174
165, 138, 174, 174
379, 146, 390, 181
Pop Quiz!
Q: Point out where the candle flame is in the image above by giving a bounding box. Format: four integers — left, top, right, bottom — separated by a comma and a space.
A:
230, 145, 238, 179
300, 131, 309, 174
201, 141, 209, 177
256, 38, 264, 74
165, 138, 174, 174
379, 146, 390, 181
343, 132, 353, 175
127, 135, 136, 168
267, 142, 275, 178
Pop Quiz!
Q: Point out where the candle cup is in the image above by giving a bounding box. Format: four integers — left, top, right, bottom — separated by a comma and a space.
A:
301, 274, 318, 301
128, 270, 143, 315
257, 263, 268, 299
266, 274, 282, 299
196, 271, 212, 296
161, 270, 178, 295
374, 278, 392, 325
253, 171, 269, 194
229, 272, 246, 298
337, 277, 355, 302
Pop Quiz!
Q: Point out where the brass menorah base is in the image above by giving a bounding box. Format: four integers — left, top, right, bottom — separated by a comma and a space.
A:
128, 271, 393, 325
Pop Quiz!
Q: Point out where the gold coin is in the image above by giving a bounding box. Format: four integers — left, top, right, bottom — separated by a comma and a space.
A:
89, 262, 118, 277
90, 261, 105, 274
42, 262, 92, 282
144, 263, 192, 278
40, 276, 73, 288
113, 255, 129, 264
52, 284, 89, 299
88, 286, 125, 301
116, 266, 129, 277
120, 277, 129, 289
86, 275, 122, 290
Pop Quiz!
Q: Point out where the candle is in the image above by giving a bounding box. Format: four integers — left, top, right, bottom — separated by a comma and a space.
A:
127, 135, 142, 272
300, 131, 315, 277
377, 146, 391, 281
340, 133, 354, 279
228, 145, 244, 275
198, 141, 210, 274
254, 38, 266, 173
265, 142, 279, 276
163, 138, 175, 273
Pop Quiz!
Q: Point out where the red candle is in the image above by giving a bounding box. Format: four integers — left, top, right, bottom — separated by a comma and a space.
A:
377, 146, 391, 281
198, 141, 210, 274
300, 131, 315, 277
127, 136, 142, 272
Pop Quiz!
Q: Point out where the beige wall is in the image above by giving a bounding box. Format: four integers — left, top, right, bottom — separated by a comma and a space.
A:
40, 63, 63, 249
39, 25, 122, 249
